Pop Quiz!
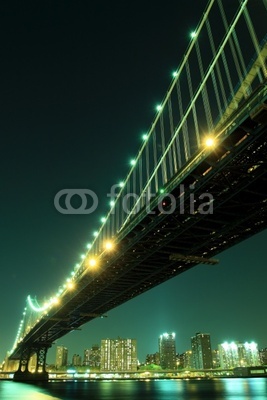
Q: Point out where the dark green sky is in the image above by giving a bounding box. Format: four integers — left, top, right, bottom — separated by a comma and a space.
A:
0, 0, 266, 364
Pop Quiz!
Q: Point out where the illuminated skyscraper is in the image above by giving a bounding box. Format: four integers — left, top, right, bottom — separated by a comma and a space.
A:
191, 333, 212, 369
218, 341, 260, 368
158, 333, 176, 369
55, 346, 68, 368
84, 344, 101, 367
100, 338, 137, 371
259, 348, 267, 366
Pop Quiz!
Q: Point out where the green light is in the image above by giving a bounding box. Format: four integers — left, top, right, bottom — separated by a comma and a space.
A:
110, 200, 115, 206
101, 217, 106, 223
93, 231, 98, 237
130, 159, 136, 166
86, 243, 92, 249
172, 71, 178, 78
27, 295, 50, 313
142, 134, 148, 141
80, 254, 86, 259
190, 31, 197, 38
159, 188, 165, 194
119, 181, 124, 188
156, 104, 162, 112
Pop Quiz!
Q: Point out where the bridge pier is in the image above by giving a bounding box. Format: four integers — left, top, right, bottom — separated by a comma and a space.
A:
13, 345, 49, 382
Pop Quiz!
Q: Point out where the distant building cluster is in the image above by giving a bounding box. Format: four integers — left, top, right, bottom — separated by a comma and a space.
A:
51, 332, 267, 373
55, 339, 137, 372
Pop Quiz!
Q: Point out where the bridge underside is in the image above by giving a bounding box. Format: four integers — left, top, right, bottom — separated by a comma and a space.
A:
10, 89, 267, 380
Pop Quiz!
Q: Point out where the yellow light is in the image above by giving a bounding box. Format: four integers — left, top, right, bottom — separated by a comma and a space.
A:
205, 137, 216, 147
105, 241, 114, 251
67, 282, 74, 290
88, 258, 97, 267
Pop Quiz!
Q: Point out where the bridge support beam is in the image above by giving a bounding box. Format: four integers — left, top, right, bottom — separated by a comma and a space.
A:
13, 345, 49, 382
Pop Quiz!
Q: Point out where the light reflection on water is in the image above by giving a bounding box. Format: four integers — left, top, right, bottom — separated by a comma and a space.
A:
0, 381, 60, 400
0, 378, 266, 400
224, 378, 267, 400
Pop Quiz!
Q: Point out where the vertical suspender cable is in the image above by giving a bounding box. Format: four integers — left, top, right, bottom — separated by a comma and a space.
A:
160, 113, 167, 184
167, 97, 177, 174
242, 3, 267, 78
205, 18, 224, 119
195, 39, 213, 132
218, 0, 246, 96
185, 60, 200, 149
176, 79, 189, 161
153, 130, 158, 192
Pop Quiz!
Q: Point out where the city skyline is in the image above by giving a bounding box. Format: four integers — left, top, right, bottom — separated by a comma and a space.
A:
1, 0, 267, 367
48, 334, 265, 370
3, 330, 266, 373
48, 329, 266, 367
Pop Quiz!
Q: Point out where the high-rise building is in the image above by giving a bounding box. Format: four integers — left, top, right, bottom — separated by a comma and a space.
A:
84, 349, 90, 366
178, 350, 193, 369
72, 354, 82, 367
218, 341, 260, 368
212, 349, 220, 369
84, 345, 101, 367
259, 348, 267, 365
55, 346, 68, 368
191, 333, 212, 369
101, 338, 137, 371
158, 333, 176, 369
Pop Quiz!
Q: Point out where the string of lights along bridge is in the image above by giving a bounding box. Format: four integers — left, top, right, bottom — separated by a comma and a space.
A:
8, 0, 267, 381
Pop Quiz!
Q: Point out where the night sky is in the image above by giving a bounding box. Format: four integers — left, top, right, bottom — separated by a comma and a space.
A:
1, 0, 267, 365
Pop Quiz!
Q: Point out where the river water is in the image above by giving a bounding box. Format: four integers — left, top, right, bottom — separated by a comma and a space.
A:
0, 378, 266, 400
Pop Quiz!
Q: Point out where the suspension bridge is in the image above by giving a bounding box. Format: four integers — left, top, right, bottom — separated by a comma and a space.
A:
5, 0, 267, 381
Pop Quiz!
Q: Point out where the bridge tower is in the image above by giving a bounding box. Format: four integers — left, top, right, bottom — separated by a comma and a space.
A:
13, 344, 50, 382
